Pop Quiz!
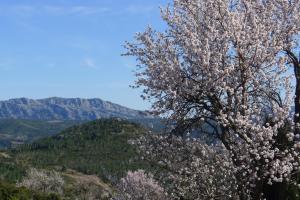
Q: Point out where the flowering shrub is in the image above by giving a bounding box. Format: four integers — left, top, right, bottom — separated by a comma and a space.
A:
17, 168, 64, 195
114, 170, 167, 200
133, 134, 238, 200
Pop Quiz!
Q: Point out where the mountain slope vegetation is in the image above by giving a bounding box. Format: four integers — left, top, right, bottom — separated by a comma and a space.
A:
6, 119, 152, 184
0, 119, 81, 149
0, 181, 61, 200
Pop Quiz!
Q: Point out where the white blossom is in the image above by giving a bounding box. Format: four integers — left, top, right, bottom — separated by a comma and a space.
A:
125, 0, 300, 198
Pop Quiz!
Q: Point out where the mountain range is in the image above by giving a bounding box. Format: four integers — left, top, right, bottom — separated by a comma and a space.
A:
0, 97, 152, 121
0, 97, 164, 149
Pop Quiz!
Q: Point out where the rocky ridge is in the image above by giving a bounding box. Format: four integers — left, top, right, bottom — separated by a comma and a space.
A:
0, 97, 151, 120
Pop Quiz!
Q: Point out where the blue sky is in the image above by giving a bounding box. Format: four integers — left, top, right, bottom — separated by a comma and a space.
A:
0, 0, 169, 110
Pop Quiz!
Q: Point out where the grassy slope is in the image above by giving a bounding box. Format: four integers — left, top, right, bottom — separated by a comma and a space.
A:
0, 180, 61, 200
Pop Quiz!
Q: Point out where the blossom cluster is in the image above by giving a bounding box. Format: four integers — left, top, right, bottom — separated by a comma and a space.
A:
133, 134, 238, 200
17, 168, 65, 195
114, 169, 167, 200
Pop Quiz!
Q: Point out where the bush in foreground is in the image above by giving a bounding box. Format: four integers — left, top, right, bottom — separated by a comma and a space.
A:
114, 169, 167, 200
17, 168, 64, 195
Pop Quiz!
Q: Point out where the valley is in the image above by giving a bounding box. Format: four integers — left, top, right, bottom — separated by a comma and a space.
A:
0, 98, 164, 149
0, 98, 162, 199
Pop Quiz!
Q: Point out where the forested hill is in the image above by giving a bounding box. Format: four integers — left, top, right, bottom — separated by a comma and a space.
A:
0, 119, 81, 149
8, 118, 151, 184
0, 97, 152, 120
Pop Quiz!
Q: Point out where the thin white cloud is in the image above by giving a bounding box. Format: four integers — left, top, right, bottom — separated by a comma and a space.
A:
0, 60, 15, 71
45, 63, 57, 69
12, 5, 36, 13
16, 20, 44, 33
82, 57, 98, 69
0, 5, 36, 16
96, 81, 130, 89
121, 58, 137, 70
124, 5, 156, 14
69, 6, 110, 15
0, 5, 110, 16
43, 5, 64, 14
0, 4, 158, 16
43, 5, 110, 15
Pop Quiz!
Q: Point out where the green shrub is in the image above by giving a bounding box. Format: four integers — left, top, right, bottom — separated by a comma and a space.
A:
0, 181, 61, 200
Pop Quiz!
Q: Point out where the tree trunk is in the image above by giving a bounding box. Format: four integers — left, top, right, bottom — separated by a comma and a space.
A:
295, 83, 300, 135
262, 182, 288, 200
286, 50, 300, 135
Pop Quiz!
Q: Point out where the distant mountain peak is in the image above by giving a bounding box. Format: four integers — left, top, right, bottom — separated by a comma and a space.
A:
0, 97, 152, 121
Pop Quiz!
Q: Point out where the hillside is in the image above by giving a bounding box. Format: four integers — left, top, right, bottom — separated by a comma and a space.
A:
0, 118, 164, 149
0, 97, 152, 121
0, 119, 82, 149
0, 97, 164, 149
0, 181, 61, 200
5, 119, 152, 184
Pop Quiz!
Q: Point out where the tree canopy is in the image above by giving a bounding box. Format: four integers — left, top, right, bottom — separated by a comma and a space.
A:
126, 0, 300, 198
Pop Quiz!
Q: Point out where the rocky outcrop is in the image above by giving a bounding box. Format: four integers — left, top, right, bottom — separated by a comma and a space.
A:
0, 97, 152, 120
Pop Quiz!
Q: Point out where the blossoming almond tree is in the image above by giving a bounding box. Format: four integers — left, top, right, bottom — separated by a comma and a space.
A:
125, 0, 300, 199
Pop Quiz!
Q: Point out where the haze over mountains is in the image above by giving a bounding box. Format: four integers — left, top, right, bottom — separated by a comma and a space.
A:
0, 97, 152, 121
